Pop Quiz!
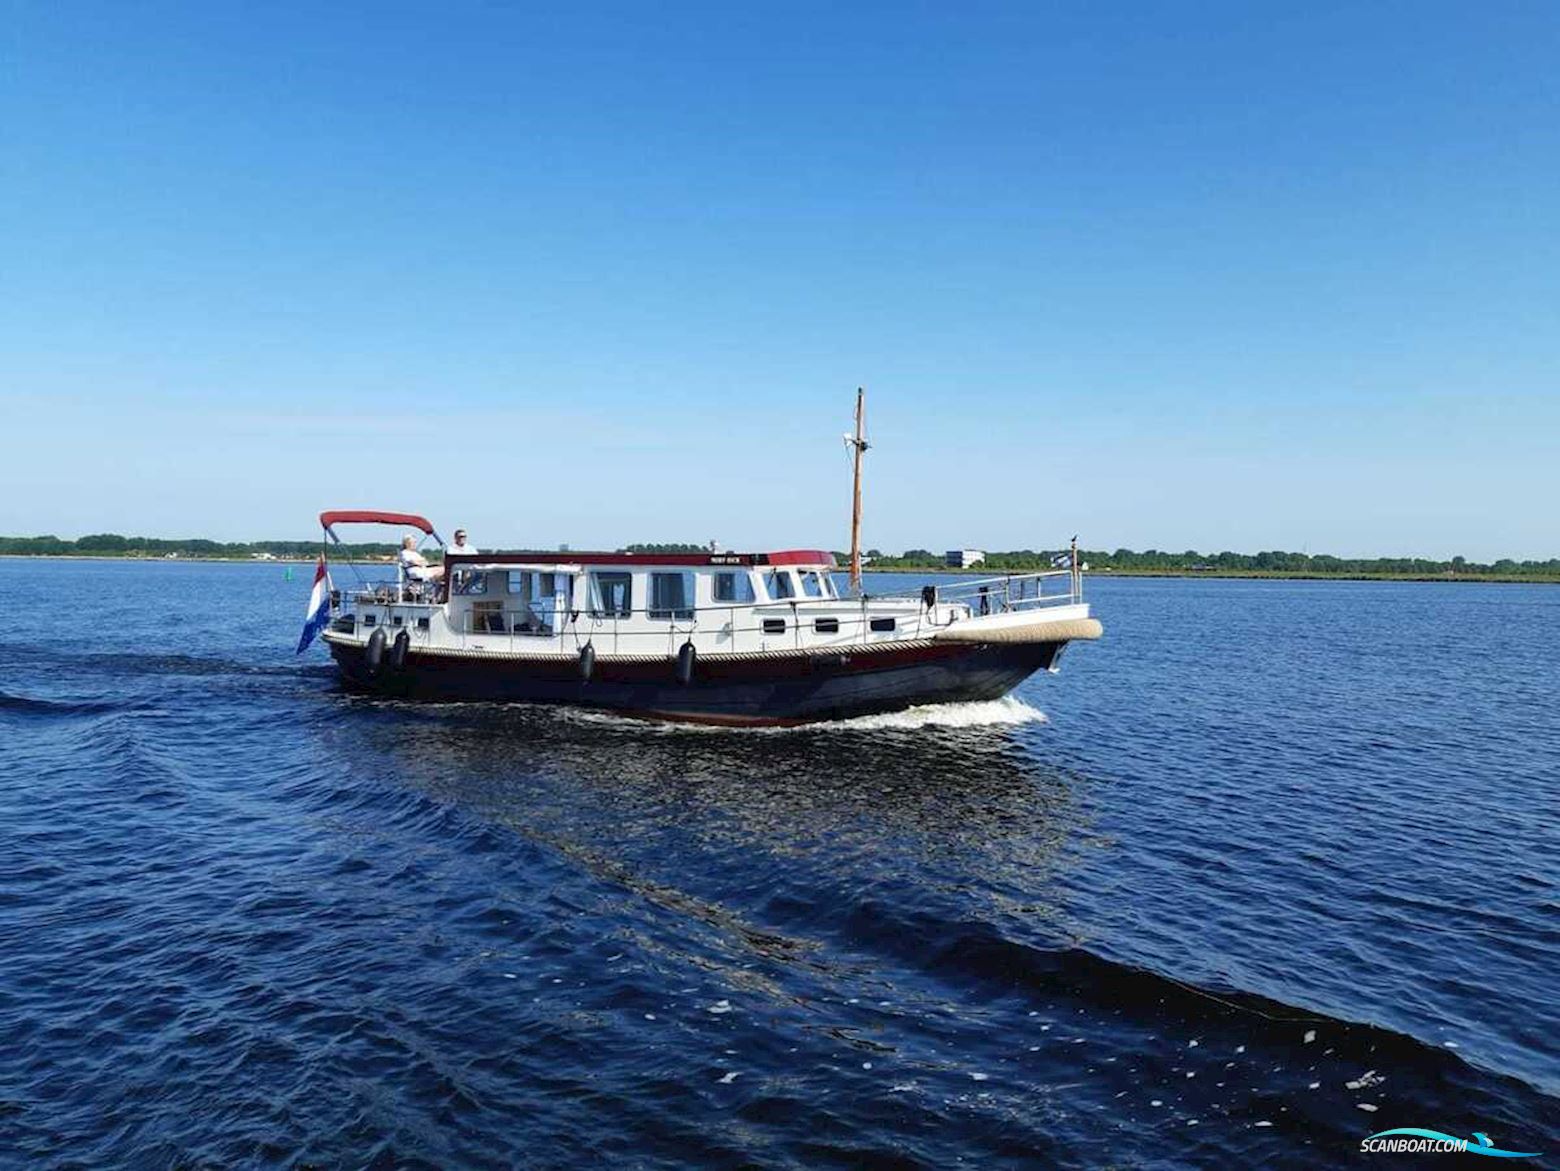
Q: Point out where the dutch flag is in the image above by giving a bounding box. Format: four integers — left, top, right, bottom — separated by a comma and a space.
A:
296, 556, 333, 654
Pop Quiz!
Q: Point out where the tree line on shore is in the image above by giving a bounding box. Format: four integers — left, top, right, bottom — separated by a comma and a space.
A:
3, 534, 1557, 577
605, 542, 1560, 576
0, 534, 397, 559
862, 548, 1560, 576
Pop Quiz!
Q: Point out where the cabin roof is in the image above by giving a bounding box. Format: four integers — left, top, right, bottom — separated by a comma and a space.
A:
445, 549, 837, 569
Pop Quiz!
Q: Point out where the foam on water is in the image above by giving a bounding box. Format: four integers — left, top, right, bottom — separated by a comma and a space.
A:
553, 694, 1047, 734
808, 695, 1048, 732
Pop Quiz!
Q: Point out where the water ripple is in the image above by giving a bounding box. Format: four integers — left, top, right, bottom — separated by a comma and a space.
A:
0, 562, 1554, 1167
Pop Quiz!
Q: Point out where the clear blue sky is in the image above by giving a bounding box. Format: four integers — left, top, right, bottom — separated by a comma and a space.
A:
4, 2, 1557, 560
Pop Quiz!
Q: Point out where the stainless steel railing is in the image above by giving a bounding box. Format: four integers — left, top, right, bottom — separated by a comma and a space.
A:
923, 569, 1080, 616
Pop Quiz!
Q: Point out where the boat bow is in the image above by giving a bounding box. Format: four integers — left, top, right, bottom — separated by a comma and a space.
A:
933, 612, 1103, 644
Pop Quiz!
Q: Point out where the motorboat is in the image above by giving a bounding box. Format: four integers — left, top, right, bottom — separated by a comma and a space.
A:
305, 394, 1102, 725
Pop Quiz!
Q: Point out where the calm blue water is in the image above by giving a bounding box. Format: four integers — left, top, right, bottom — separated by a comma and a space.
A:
2, 560, 1555, 1167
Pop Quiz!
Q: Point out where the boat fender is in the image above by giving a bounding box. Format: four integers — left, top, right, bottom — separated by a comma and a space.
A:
676, 641, 696, 686
578, 643, 596, 682
389, 629, 410, 671
922, 585, 938, 608
364, 627, 387, 677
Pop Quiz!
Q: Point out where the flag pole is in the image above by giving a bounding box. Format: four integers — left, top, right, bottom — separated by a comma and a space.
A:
848, 387, 869, 595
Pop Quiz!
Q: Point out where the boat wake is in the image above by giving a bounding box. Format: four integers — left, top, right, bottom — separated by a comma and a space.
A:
813, 695, 1047, 732
555, 694, 1047, 734
0, 689, 151, 718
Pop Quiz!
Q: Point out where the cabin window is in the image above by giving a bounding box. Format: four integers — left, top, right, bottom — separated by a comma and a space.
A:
391, 615, 404, 627
523, 572, 558, 633
800, 571, 824, 598
507, 571, 526, 594
416, 617, 429, 631
764, 570, 795, 600
363, 614, 377, 627
452, 568, 487, 595
870, 617, 896, 633
592, 571, 633, 618
814, 617, 840, 634
712, 571, 755, 604
762, 618, 787, 635
649, 572, 695, 620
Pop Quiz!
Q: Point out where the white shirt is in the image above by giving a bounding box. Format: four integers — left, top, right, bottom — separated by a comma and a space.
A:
450, 541, 479, 555
399, 546, 434, 580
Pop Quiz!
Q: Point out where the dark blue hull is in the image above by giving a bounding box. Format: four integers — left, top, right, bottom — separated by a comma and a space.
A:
327, 638, 1062, 725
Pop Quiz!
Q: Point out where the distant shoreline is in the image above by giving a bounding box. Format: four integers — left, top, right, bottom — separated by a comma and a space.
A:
0, 553, 328, 564
879, 567, 1560, 586
0, 553, 319, 564
2, 553, 1555, 584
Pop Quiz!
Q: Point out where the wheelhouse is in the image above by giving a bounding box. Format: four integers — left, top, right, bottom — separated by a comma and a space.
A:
426, 549, 880, 654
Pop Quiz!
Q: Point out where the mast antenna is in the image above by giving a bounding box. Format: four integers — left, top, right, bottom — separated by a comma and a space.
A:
847, 387, 869, 594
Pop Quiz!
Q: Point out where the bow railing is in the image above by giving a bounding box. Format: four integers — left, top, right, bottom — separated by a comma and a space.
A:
926, 568, 1080, 620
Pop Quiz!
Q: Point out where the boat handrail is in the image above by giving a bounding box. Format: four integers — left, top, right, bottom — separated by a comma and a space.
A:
929, 568, 1081, 611
338, 567, 1086, 651
930, 568, 1073, 592
344, 578, 1083, 620
346, 568, 1082, 613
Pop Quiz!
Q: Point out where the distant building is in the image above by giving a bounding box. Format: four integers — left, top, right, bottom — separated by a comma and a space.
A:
946, 549, 985, 568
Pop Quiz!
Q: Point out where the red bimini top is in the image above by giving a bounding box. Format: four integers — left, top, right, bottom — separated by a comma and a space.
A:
319, 510, 437, 535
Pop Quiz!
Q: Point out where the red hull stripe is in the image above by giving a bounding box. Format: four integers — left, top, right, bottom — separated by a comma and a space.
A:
324, 637, 970, 681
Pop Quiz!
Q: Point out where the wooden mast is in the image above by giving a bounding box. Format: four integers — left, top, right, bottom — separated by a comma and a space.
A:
848, 387, 869, 594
